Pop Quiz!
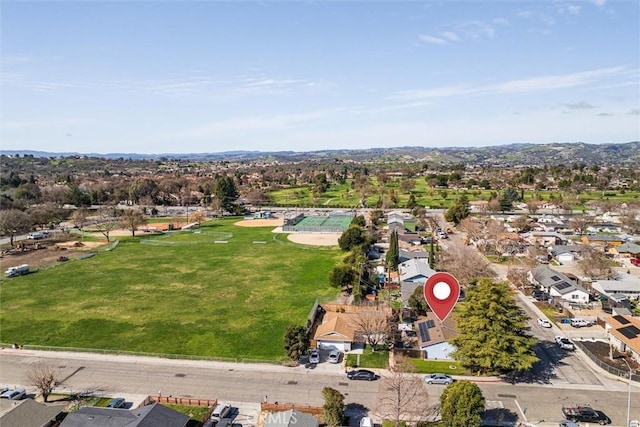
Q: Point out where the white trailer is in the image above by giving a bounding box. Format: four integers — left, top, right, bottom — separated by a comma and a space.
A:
4, 264, 29, 278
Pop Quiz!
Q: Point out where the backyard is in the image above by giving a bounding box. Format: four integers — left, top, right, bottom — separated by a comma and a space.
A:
0, 218, 342, 361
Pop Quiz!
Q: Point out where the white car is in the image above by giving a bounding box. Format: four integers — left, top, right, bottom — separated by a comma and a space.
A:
555, 335, 576, 351
0, 388, 25, 400
328, 350, 341, 364
309, 349, 320, 364
537, 318, 552, 328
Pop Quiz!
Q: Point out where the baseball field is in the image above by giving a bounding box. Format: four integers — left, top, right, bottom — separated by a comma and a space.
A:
0, 218, 342, 362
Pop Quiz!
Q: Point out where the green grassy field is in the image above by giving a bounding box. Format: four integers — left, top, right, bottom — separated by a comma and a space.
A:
0, 218, 342, 361
268, 180, 640, 209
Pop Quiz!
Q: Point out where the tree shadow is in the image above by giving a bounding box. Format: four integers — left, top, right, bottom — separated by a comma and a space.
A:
503, 339, 569, 384
482, 408, 519, 426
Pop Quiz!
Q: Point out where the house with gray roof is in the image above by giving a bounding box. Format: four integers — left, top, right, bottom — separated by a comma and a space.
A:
611, 242, 640, 257
550, 245, 585, 264
399, 249, 430, 264
0, 398, 65, 427
592, 273, 640, 301
528, 265, 590, 304
264, 409, 319, 427
401, 281, 423, 308
59, 402, 189, 427
399, 259, 435, 283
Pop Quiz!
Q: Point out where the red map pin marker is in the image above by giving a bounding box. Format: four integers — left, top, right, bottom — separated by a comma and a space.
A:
424, 272, 460, 322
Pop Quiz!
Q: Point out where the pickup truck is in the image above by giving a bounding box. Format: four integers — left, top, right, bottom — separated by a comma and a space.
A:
561, 405, 611, 425
555, 336, 576, 351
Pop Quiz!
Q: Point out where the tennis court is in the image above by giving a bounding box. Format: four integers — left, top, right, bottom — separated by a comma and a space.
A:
283, 213, 354, 233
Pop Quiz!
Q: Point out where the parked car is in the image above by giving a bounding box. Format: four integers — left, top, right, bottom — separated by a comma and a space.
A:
309, 349, 320, 364
561, 405, 611, 425
555, 336, 576, 351
423, 373, 454, 385
210, 402, 232, 423
0, 388, 26, 400
630, 258, 640, 267
328, 350, 341, 364
559, 421, 580, 427
107, 397, 126, 408
532, 290, 550, 301
347, 369, 379, 381
570, 318, 592, 328
537, 318, 552, 328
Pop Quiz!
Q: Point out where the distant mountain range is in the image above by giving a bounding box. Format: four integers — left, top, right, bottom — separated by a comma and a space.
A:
2, 141, 639, 166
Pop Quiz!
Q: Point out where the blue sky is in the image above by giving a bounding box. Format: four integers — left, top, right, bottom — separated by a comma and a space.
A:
1, 0, 639, 154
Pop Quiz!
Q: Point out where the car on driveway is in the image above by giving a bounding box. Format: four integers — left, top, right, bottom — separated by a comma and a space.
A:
328, 350, 341, 364
309, 349, 320, 364
423, 373, 454, 385
347, 369, 379, 381
537, 318, 552, 328
555, 336, 576, 351
107, 397, 126, 408
0, 388, 25, 400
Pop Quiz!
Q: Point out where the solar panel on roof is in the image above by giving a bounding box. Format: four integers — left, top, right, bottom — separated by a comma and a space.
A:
613, 315, 631, 325
419, 322, 430, 343
550, 275, 562, 281
618, 326, 639, 339
555, 282, 572, 291
627, 325, 640, 335
426, 320, 436, 328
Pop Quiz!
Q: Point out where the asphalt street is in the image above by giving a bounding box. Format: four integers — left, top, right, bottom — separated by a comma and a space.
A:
1, 348, 638, 426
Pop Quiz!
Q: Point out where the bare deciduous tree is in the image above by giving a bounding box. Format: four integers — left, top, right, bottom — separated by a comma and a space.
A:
579, 247, 615, 279
376, 359, 433, 427
95, 207, 120, 242
569, 214, 593, 236
437, 246, 496, 286
121, 209, 146, 237
189, 210, 207, 224
26, 362, 61, 402
353, 310, 391, 352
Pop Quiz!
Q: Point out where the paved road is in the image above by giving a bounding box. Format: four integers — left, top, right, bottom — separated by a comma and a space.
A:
1, 349, 638, 425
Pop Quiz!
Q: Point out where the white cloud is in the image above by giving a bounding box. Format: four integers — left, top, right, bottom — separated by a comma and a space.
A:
457, 20, 496, 39
441, 31, 460, 42
392, 67, 627, 101
563, 101, 596, 109
419, 34, 447, 45
593, 0, 607, 7
628, 108, 640, 115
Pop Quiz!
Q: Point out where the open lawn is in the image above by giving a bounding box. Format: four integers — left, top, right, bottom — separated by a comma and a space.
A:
0, 218, 342, 361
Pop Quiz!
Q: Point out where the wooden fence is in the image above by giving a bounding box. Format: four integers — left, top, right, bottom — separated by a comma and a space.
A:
261, 402, 324, 416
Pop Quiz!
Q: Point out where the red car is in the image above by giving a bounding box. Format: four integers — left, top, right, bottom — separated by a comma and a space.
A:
631, 258, 640, 267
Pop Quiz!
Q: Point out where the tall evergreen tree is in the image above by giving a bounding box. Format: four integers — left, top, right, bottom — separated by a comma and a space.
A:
444, 193, 470, 225
386, 230, 399, 272
451, 278, 538, 374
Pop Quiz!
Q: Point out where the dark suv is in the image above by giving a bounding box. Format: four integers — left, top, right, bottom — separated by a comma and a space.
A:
347, 369, 379, 381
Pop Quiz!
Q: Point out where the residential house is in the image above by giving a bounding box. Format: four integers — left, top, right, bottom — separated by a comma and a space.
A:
529, 265, 590, 304
399, 249, 430, 264
581, 234, 624, 247
592, 274, 640, 301
399, 258, 436, 283
414, 312, 457, 360
264, 409, 319, 427
602, 315, 640, 364
550, 245, 585, 264
59, 403, 189, 427
313, 311, 358, 352
527, 231, 568, 247
587, 222, 622, 234
0, 399, 65, 427
610, 242, 640, 258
